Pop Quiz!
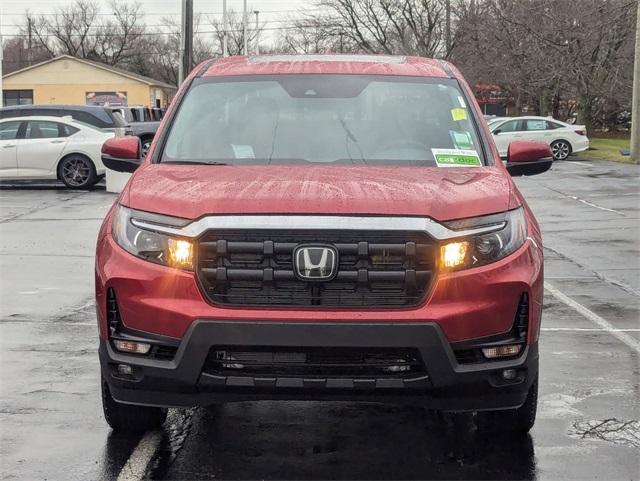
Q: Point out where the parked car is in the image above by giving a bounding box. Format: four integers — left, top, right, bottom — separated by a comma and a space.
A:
96, 54, 552, 434
486, 116, 509, 127
0, 115, 114, 189
489, 116, 589, 160
110, 106, 165, 157
0, 104, 129, 138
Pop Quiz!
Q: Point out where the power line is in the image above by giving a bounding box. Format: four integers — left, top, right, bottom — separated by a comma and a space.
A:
3, 23, 347, 38
1, 8, 322, 17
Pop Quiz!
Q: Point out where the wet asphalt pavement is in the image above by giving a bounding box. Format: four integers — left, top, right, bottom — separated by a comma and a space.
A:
1, 160, 639, 480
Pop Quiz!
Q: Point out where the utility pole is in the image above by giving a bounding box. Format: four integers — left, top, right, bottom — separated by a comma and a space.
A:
0, 28, 3, 107
253, 11, 260, 55
222, 0, 228, 57
27, 17, 33, 65
631, 0, 640, 163
445, 0, 452, 56
242, 0, 248, 56
178, 0, 194, 85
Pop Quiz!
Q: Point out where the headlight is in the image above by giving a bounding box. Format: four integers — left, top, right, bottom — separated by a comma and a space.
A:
112, 205, 193, 270
438, 208, 527, 270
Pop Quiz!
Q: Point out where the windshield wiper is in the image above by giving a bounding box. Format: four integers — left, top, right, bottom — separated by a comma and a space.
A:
338, 118, 367, 165
162, 160, 229, 165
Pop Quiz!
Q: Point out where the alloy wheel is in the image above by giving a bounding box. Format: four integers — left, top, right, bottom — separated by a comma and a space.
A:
61, 157, 92, 187
551, 141, 570, 160
142, 140, 152, 157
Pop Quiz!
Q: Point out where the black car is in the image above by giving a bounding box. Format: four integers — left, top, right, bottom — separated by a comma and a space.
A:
0, 105, 129, 136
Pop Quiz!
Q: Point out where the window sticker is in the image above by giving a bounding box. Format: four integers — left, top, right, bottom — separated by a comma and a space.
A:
432, 148, 482, 167
449, 130, 474, 150
231, 144, 255, 159
451, 108, 468, 121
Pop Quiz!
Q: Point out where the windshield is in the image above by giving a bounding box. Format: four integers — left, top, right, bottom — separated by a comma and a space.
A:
161, 75, 485, 167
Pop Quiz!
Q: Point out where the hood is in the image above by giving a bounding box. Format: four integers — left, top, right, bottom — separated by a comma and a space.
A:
123, 164, 514, 221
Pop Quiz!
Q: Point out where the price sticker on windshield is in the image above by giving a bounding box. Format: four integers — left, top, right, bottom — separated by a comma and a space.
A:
432, 148, 482, 167
451, 108, 468, 121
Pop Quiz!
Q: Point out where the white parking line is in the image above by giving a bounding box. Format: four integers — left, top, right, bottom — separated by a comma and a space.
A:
544, 281, 640, 354
117, 431, 163, 481
571, 196, 624, 215
542, 327, 640, 332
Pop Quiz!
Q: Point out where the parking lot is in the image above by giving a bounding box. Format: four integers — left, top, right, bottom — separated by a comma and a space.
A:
0, 159, 638, 480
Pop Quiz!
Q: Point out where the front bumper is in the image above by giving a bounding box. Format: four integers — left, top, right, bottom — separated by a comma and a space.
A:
101, 321, 538, 412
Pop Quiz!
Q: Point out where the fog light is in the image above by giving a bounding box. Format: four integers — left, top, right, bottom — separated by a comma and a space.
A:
117, 364, 133, 375
114, 339, 151, 354
440, 241, 470, 268
482, 344, 522, 359
502, 369, 517, 380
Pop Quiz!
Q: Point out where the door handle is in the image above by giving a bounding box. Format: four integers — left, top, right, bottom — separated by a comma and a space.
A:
50, 140, 65, 144
2, 144, 16, 148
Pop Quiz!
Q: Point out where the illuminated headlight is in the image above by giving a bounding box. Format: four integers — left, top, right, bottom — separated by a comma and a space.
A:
112, 205, 193, 269
439, 208, 527, 270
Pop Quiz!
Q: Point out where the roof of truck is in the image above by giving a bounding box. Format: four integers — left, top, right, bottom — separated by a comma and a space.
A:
201, 54, 455, 79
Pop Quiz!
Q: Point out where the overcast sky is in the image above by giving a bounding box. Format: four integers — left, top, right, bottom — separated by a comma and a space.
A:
1, 0, 314, 41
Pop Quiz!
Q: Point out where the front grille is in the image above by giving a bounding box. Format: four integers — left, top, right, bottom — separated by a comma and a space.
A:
195, 230, 435, 307
203, 346, 425, 378
150, 345, 178, 361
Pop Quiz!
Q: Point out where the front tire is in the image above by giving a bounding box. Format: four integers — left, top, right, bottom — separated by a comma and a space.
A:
477, 376, 538, 435
140, 137, 153, 158
551, 140, 571, 161
101, 378, 167, 433
58, 154, 98, 189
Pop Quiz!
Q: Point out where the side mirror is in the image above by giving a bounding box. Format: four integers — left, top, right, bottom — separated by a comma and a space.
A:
493, 129, 501, 135
101, 136, 142, 173
506, 141, 553, 177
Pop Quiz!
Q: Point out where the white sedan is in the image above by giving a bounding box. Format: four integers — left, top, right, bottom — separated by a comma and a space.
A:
0, 116, 114, 189
489, 116, 589, 161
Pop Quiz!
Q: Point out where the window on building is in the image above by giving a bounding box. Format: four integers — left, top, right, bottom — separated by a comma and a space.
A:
3, 90, 34, 106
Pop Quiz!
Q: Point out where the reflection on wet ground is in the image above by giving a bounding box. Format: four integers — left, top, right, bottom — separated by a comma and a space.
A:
147, 404, 536, 481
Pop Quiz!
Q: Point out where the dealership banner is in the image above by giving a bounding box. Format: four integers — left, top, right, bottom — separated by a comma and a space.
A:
85, 91, 128, 106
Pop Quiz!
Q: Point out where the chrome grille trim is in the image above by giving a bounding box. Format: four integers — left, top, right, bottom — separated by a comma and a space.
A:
130, 215, 505, 241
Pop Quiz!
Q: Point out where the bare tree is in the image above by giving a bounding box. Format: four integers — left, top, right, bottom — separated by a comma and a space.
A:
275, 15, 347, 54
315, 0, 452, 57
18, 0, 147, 66
1, 36, 51, 74
143, 15, 214, 86
92, 1, 146, 66
452, 0, 636, 129
209, 9, 264, 56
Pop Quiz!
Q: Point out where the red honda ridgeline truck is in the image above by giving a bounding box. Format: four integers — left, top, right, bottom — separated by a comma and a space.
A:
97, 55, 551, 433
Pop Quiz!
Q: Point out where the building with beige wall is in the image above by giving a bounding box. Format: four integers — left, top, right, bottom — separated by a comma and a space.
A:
2, 55, 175, 108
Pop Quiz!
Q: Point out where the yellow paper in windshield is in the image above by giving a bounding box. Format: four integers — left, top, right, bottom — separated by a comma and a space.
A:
451, 108, 468, 121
